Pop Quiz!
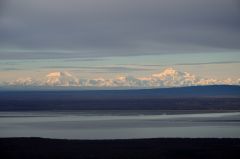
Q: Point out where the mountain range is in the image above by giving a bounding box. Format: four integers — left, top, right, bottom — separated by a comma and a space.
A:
2, 68, 239, 88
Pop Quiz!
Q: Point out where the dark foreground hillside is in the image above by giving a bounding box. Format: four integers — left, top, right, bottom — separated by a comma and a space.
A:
0, 85, 239, 111
1, 138, 240, 159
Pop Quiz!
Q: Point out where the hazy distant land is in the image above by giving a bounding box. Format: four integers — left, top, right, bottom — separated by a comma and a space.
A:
0, 85, 239, 111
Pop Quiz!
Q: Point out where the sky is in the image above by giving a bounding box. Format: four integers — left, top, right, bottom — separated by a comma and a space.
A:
0, 0, 240, 84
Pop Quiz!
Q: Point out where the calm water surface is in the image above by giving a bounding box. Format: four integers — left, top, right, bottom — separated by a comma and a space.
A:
0, 110, 240, 139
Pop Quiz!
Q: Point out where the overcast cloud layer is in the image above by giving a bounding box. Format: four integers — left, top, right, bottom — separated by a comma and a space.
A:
0, 0, 240, 59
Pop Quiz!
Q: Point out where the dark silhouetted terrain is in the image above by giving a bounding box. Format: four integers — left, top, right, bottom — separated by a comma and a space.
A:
1, 138, 240, 159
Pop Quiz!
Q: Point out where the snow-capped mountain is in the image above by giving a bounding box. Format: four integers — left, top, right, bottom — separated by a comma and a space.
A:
44, 71, 79, 86
5, 68, 239, 88
6, 77, 37, 86
148, 68, 199, 87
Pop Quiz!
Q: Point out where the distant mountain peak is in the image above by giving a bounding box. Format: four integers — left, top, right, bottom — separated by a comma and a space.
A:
162, 67, 177, 74
45, 71, 78, 86
46, 71, 72, 78
152, 67, 185, 78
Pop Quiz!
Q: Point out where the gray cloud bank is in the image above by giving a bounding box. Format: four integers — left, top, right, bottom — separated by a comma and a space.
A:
0, 0, 240, 59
